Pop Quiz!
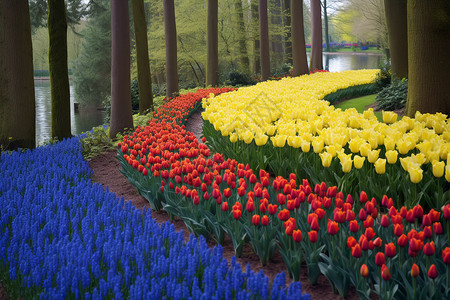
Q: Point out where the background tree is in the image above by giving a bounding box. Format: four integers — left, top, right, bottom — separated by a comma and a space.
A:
291, 0, 308, 76
269, 0, 284, 68
234, 0, 250, 73
132, 0, 153, 113
110, 0, 133, 138
0, 0, 36, 149
283, 0, 292, 65
405, 0, 450, 117
259, 0, 271, 80
384, 0, 407, 79
206, 0, 219, 86
163, 0, 179, 98
309, 0, 323, 70
48, 0, 71, 139
251, 0, 261, 74
72, 0, 111, 108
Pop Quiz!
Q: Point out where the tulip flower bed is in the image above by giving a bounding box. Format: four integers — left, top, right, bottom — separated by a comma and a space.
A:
118, 86, 449, 299
0, 131, 309, 297
202, 70, 450, 209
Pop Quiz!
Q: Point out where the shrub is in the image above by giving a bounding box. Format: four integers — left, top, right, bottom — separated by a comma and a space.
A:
225, 71, 256, 87
376, 78, 408, 111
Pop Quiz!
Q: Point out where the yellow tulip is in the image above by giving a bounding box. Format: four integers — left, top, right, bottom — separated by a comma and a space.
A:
340, 157, 353, 173
354, 155, 365, 169
359, 143, 371, 157
385, 150, 398, 164
271, 135, 287, 147
319, 152, 333, 167
408, 167, 423, 183
382, 111, 398, 124
255, 132, 268, 146
397, 139, 411, 155
266, 125, 277, 136
384, 137, 396, 151
229, 133, 238, 143
301, 140, 311, 153
432, 161, 445, 178
367, 149, 381, 164
445, 165, 450, 182
349, 137, 364, 153
312, 136, 324, 153
326, 145, 337, 157
288, 136, 302, 148
374, 158, 386, 174
242, 131, 254, 144
363, 108, 375, 119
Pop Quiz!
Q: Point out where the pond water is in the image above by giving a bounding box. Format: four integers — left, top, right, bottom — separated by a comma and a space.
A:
34, 53, 384, 144
35, 80, 106, 145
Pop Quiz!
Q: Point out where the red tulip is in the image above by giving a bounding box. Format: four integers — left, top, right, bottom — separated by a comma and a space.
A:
232, 209, 242, 220
375, 252, 385, 267
360, 191, 368, 203
428, 264, 438, 279
246, 200, 255, 212
444, 204, 450, 220
360, 264, 369, 278
363, 216, 374, 228
433, 222, 443, 235
222, 201, 229, 211
346, 210, 356, 222
399, 206, 407, 217
422, 214, 432, 227
360, 236, 369, 251
237, 186, 246, 197
223, 188, 231, 198
398, 234, 408, 247
334, 209, 346, 223
423, 226, 433, 239
277, 193, 286, 205
423, 242, 435, 256
380, 215, 390, 227
393, 224, 403, 237
406, 209, 415, 223
292, 229, 303, 242
411, 263, 419, 278
352, 244, 362, 258
252, 214, 261, 226
409, 238, 423, 252
193, 195, 200, 205
268, 204, 278, 215
315, 208, 325, 220
364, 227, 375, 240
373, 237, 382, 248
428, 209, 440, 222
413, 204, 423, 218
385, 242, 397, 258
442, 247, 450, 264
349, 220, 359, 232
260, 203, 267, 213
327, 219, 339, 235
381, 264, 391, 281
278, 209, 290, 221
261, 215, 269, 226
310, 217, 320, 231
358, 208, 367, 221
308, 230, 318, 243
347, 236, 357, 249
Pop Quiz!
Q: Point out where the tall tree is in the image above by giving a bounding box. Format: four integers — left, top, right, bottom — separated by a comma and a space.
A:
48, 0, 71, 139
405, 0, 450, 117
291, 0, 308, 76
163, 0, 179, 98
109, 0, 133, 138
0, 0, 36, 149
132, 0, 153, 113
309, 0, 323, 70
251, 0, 261, 74
270, 0, 284, 68
384, 0, 407, 79
235, 0, 250, 73
206, 0, 219, 86
283, 0, 292, 65
322, 0, 330, 52
259, 0, 271, 80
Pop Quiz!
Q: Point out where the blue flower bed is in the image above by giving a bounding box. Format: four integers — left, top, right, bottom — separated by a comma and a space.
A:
0, 137, 309, 299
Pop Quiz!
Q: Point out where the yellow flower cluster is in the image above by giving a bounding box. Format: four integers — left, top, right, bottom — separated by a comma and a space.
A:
202, 70, 450, 182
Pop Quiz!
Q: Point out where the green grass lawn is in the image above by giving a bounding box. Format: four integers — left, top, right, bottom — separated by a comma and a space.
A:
334, 94, 383, 121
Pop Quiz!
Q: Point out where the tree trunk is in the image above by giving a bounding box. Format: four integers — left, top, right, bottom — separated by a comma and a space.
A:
323, 0, 330, 52
110, 0, 133, 138
235, 0, 250, 73
270, 0, 284, 69
384, 0, 408, 79
405, 0, 450, 117
283, 0, 292, 65
291, 0, 308, 76
309, 0, 323, 71
163, 0, 179, 98
206, 0, 219, 86
251, 0, 261, 74
48, 0, 71, 140
132, 0, 153, 113
259, 0, 271, 80
0, 0, 36, 149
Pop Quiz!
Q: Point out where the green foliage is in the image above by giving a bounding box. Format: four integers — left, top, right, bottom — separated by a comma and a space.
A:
323, 83, 379, 105
375, 62, 392, 90
224, 70, 256, 86
81, 126, 115, 159
131, 78, 140, 111
72, 0, 111, 107
376, 78, 408, 111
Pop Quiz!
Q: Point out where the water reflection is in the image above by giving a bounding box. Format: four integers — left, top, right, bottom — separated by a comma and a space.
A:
34, 80, 106, 145
308, 53, 384, 72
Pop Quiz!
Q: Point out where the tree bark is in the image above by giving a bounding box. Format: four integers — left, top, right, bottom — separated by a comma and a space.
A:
259, 0, 271, 80
0, 0, 36, 149
283, 0, 292, 65
163, 0, 179, 98
384, 0, 408, 79
235, 0, 250, 73
323, 0, 330, 52
110, 0, 133, 138
132, 0, 153, 113
251, 0, 261, 74
405, 0, 450, 117
291, 0, 308, 76
270, 0, 284, 68
309, 0, 323, 71
48, 0, 71, 140
206, 0, 219, 86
